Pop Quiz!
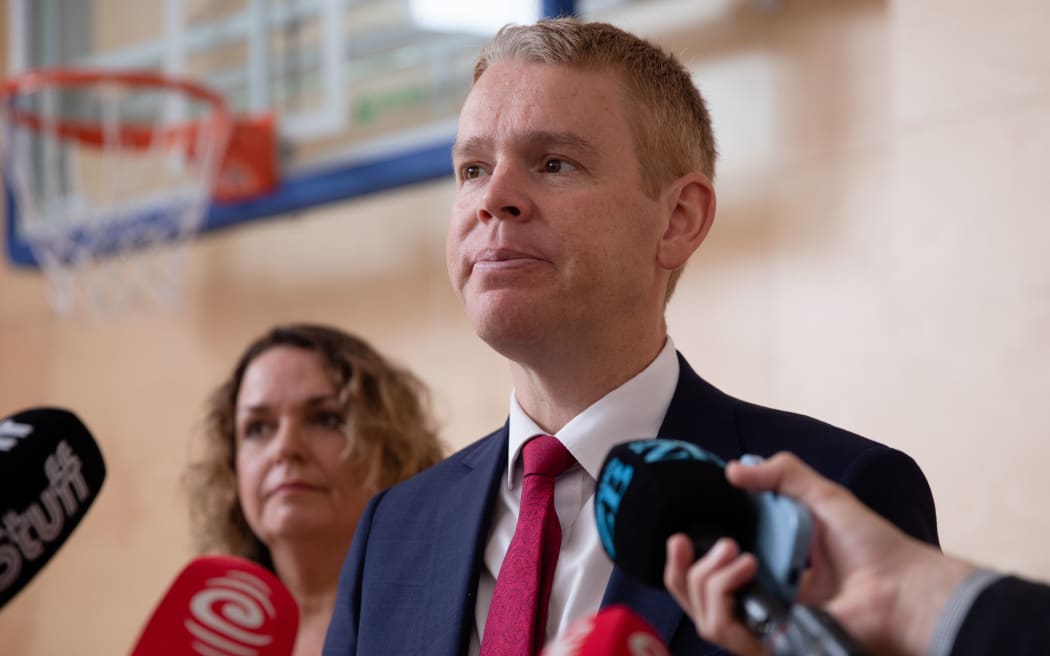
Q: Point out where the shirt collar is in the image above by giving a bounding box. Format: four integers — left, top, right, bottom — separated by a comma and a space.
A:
506, 336, 680, 487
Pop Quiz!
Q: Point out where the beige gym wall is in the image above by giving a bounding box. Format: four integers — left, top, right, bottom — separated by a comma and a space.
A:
2, 1, 1049, 653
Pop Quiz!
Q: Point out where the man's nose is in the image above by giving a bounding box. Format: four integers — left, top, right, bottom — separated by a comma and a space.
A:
478, 163, 533, 223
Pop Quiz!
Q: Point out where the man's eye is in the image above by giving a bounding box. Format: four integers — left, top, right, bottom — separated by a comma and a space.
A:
462, 164, 483, 180
543, 158, 575, 173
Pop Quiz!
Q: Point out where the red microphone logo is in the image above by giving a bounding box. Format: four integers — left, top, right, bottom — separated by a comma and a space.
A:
131, 556, 299, 656
626, 631, 670, 656
540, 606, 670, 656
185, 569, 279, 655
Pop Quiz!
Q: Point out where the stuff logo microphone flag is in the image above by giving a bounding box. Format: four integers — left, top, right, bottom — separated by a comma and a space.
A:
0, 407, 106, 609
540, 605, 669, 656
131, 555, 299, 656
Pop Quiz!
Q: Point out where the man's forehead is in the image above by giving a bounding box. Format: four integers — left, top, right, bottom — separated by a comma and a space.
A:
465, 59, 625, 111
453, 61, 630, 151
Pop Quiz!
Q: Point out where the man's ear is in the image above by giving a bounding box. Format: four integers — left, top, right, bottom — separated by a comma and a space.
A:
657, 172, 716, 271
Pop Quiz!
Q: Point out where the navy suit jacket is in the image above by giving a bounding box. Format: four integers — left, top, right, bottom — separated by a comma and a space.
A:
324, 354, 939, 655
950, 576, 1050, 654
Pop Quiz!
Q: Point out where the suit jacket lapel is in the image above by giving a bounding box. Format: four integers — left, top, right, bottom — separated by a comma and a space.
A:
658, 352, 742, 463
447, 356, 741, 651
427, 425, 509, 656
600, 567, 685, 640
601, 352, 743, 646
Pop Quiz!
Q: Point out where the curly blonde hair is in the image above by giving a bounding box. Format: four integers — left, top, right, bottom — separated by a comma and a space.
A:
184, 324, 444, 569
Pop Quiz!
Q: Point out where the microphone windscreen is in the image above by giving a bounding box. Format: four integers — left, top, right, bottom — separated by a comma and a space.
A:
594, 439, 756, 588
540, 605, 669, 656
0, 407, 106, 608
130, 555, 299, 656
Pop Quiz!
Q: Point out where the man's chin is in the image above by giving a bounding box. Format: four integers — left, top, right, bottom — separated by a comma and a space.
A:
469, 305, 549, 356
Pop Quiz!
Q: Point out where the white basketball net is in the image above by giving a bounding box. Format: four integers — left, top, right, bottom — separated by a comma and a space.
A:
1, 73, 230, 317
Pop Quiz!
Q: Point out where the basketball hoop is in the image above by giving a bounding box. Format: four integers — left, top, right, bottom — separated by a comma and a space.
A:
0, 69, 233, 317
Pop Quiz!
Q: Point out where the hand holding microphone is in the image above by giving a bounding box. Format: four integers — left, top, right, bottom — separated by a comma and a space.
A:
130, 555, 299, 656
595, 439, 868, 655
664, 451, 974, 656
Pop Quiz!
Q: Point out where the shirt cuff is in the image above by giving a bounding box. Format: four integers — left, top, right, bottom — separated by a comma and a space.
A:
927, 568, 1002, 656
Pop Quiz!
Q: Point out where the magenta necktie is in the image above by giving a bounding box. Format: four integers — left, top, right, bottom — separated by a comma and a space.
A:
480, 435, 576, 656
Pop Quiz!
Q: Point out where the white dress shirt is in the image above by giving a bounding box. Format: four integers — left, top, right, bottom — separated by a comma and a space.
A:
468, 337, 680, 654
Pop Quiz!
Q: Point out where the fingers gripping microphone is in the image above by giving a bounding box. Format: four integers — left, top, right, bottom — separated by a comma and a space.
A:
0, 407, 106, 609
540, 605, 669, 656
595, 439, 867, 656
594, 440, 760, 591
131, 555, 299, 656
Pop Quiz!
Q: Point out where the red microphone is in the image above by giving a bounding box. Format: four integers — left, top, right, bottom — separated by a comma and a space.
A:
130, 555, 299, 656
540, 605, 670, 656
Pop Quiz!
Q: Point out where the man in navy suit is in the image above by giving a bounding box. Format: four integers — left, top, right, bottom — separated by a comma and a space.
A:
324, 18, 938, 655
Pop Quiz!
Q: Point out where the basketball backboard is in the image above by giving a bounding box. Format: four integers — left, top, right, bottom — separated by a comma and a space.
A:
3, 0, 640, 268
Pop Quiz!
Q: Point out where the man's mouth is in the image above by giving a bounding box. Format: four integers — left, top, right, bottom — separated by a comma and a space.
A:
474, 247, 545, 268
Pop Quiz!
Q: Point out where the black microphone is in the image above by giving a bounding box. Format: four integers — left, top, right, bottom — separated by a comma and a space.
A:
594, 439, 756, 590
595, 438, 867, 656
0, 407, 106, 609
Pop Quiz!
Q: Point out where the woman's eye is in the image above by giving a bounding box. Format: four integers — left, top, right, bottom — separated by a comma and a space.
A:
241, 420, 269, 439
315, 411, 347, 430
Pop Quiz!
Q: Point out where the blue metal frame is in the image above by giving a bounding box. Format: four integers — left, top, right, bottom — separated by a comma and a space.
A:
5, 1, 578, 269
543, 0, 577, 18
4, 138, 457, 267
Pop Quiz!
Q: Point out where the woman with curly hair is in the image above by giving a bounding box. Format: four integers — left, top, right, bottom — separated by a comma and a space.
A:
184, 323, 444, 655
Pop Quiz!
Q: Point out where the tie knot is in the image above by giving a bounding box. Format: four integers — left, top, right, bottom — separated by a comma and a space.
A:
522, 435, 575, 478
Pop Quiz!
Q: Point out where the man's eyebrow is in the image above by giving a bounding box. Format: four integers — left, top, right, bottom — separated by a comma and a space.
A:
452, 136, 490, 161
521, 131, 600, 158
452, 131, 600, 160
